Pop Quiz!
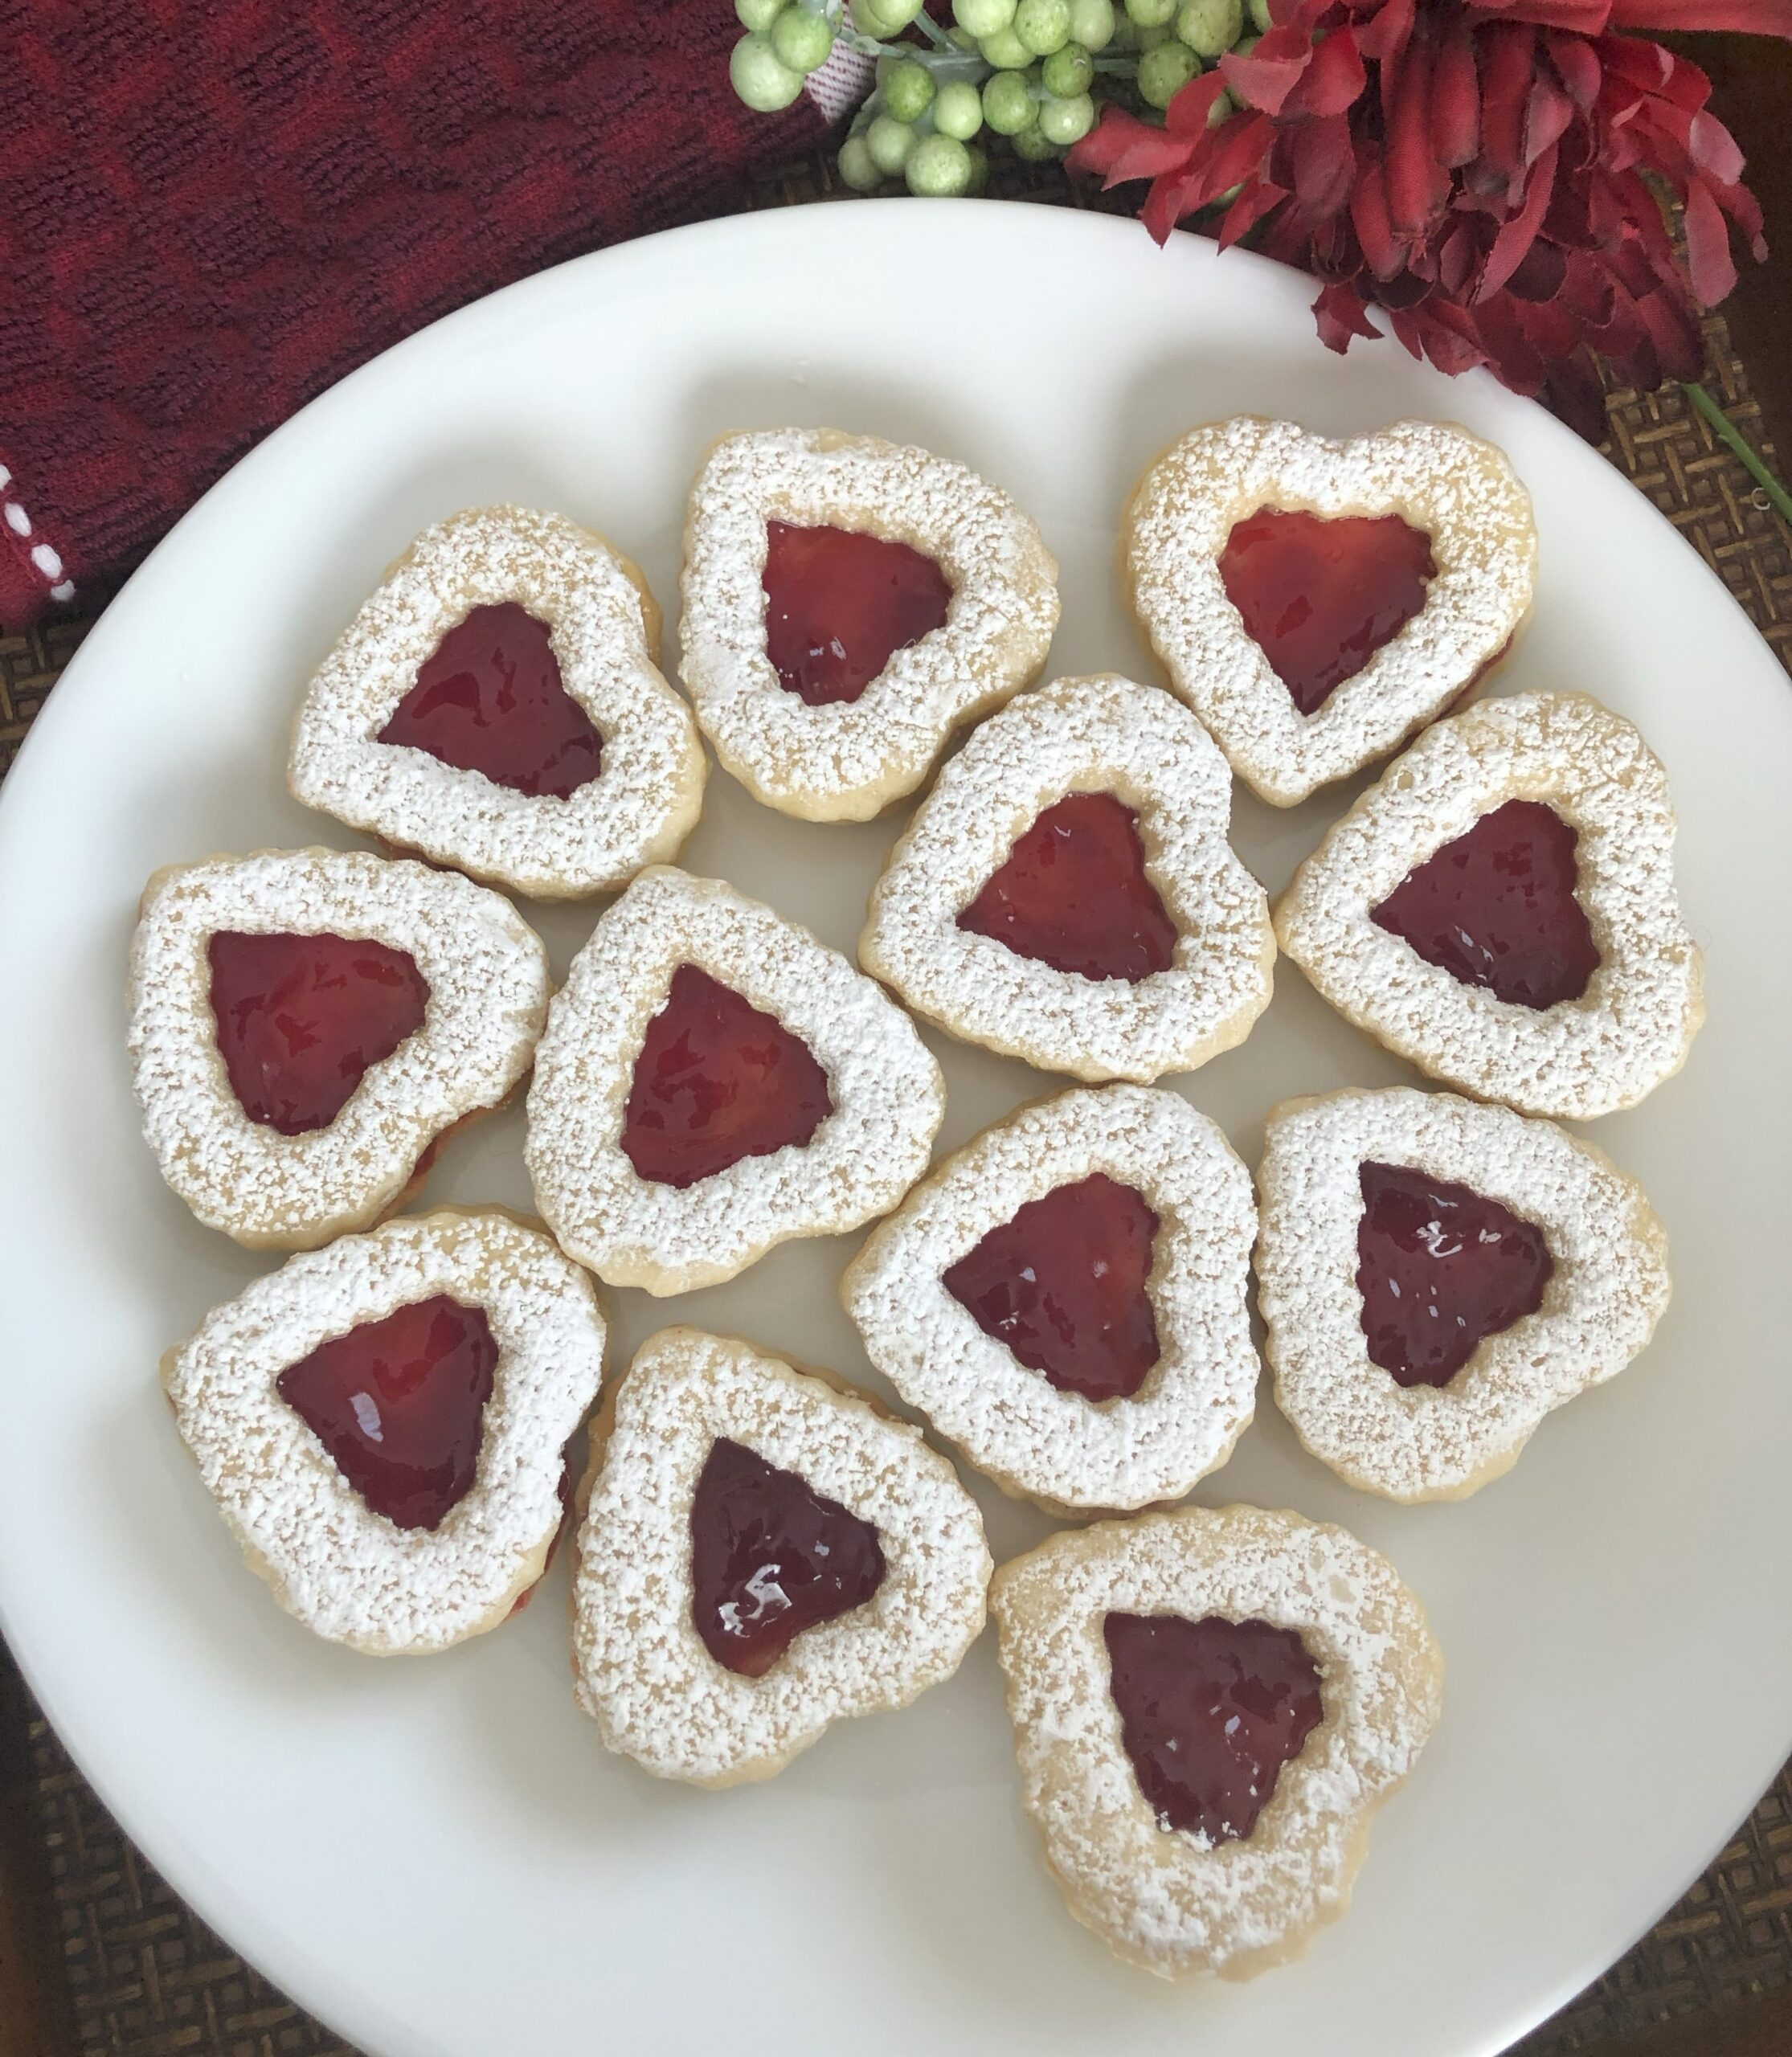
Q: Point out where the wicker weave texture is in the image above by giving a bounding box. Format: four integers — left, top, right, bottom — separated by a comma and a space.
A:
2, 166, 1790, 2057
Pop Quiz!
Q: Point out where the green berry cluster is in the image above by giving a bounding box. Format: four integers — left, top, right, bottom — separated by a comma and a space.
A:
727, 0, 1263, 199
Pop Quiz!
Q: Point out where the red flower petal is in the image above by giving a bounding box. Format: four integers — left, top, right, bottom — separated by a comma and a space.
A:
1297, 206, 1355, 272
1595, 35, 1703, 103
1218, 177, 1291, 247
1523, 69, 1577, 163
1471, 0, 1610, 29
1437, 215, 1484, 293
1607, 166, 1678, 268
1284, 27, 1368, 114
1544, 29, 1603, 105
1287, 111, 1357, 211
1067, 108, 1197, 186
1221, 26, 1321, 115
1350, 158, 1405, 276
1631, 276, 1705, 380
1193, 110, 1279, 206
1470, 288, 1551, 390
1687, 108, 1745, 183
1390, 303, 1488, 377
1479, 139, 1560, 296
1712, 174, 1767, 255
1606, 0, 1792, 30
1479, 22, 1537, 193
1559, 246, 1618, 322
1313, 280, 1383, 350
1507, 236, 1569, 298
1386, 38, 1453, 234
1514, 296, 1590, 381
1683, 174, 1738, 303
1166, 67, 1235, 137
1431, 25, 1481, 167
1355, 0, 1415, 63
1140, 165, 1206, 243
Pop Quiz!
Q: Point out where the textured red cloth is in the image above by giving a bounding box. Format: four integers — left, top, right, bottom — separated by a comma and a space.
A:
0, 0, 824, 628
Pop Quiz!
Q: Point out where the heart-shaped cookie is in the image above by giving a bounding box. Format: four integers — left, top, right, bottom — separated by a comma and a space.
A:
860, 675, 1274, 1082
1255, 1087, 1671, 1501
526, 866, 943, 1294
992, 1504, 1442, 1979
1123, 417, 1536, 805
679, 427, 1059, 821
1275, 691, 1704, 1118
163, 1208, 607, 1654
129, 848, 550, 1249
289, 505, 705, 898
842, 1084, 1259, 1514
572, 1328, 990, 1787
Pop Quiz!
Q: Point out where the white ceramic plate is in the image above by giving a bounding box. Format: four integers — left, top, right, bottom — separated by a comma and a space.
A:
1, 202, 1787, 2057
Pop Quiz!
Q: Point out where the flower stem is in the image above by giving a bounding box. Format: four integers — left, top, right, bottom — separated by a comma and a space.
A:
1682, 381, 1792, 529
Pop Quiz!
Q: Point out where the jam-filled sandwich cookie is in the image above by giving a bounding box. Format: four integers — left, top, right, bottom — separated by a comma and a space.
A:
1123, 417, 1536, 807
992, 1504, 1442, 1981
162, 1208, 607, 1655
860, 676, 1274, 1082
1277, 692, 1703, 1119
572, 1328, 991, 1787
842, 1085, 1258, 1515
289, 505, 704, 898
678, 427, 1058, 821
526, 866, 944, 1294
129, 849, 550, 1249
1256, 1089, 1670, 1502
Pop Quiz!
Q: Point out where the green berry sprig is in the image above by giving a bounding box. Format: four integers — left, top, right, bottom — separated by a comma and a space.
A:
728, 0, 1260, 198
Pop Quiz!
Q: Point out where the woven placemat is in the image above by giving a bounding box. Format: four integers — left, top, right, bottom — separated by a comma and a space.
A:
2, 161, 1790, 2057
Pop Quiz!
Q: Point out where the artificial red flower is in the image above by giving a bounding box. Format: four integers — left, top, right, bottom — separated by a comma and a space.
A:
1070, 0, 1792, 436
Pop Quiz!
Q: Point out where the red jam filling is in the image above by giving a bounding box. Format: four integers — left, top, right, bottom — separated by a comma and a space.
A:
1218, 506, 1436, 715
761, 520, 953, 706
956, 791, 1178, 984
1370, 798, 1599, 1010
208, 930, 430, 1135
1104, 1612, 1324, 1842
277, 1295, 497, 1532
689, 1436, 886, 1677
1356, 1160, 1554, 1388
621, 964, 833, 1189
376, 601, 602, 800
942, 1173, 1161, 1401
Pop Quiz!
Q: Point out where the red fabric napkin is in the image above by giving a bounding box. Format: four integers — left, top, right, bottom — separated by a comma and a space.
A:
0, 0, 828, 629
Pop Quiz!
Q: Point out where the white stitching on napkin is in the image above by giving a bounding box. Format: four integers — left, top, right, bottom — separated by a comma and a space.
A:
0, 468, 77, 607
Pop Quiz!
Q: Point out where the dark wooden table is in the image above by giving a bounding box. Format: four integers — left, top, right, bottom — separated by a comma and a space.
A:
2, 33, 1790, 2057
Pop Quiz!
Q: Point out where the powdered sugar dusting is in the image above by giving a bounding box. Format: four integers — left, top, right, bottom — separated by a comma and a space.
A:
1275, 691, 1704, 1118
1256, 1087, 1671, 1502
992, 1505, 1442, 1980
129, 849, 550, 1249
1123, 418, 1536, 806
526, 867, 945, 1294
861, 676, 1274, 1082
679, 428, 1059, 820
573, 1328, 991, 1786
162, 1208, 608, 1655
289, 505, 705, 898
844, 1086, 1259, 1513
